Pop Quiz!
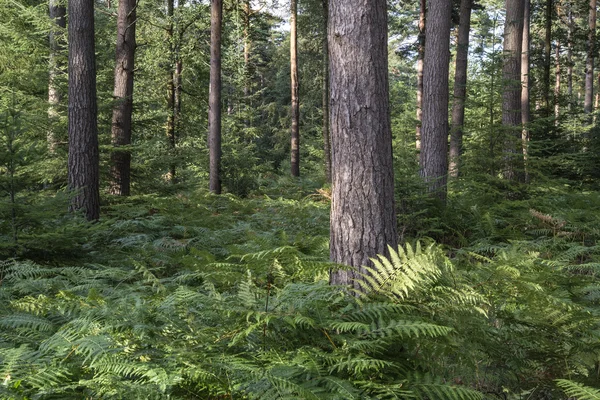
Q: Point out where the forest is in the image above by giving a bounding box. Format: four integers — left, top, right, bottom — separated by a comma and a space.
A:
3, 0, 600, 397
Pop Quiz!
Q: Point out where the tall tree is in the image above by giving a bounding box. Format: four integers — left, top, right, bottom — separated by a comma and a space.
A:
209, 0, 222, 194
521, 0, 530, 180
329, 0, 398, 288
420, 0, 452, 200
109, 0, 137, 196
322, 0, 331, 183
48, 0, 65, 153
543, 0, 553, 115
290, 0, 300, 177
166, 0, 177, 182
584, 0, 596, 115
68, 0, 100, 220
449, 0, 473, 179
415, 0, 426, 155
567, 1, 574, 109
554, 39, 561, 124
501, 0, 524, 181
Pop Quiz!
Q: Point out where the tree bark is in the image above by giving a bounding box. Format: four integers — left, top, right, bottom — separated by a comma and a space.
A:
290, 0, 300, 177
555, 40, 561, 124
567, 2, 573, 110
329, 0, 398, 289
585, 0, 596, 116
543, 0, 552, 115
68, 0, 100, 220
166, 0, 176, 182
521, 0, 530, 181
449, 0, 472, 179
420, 0, 452, 200
109, 0, 136, 196
209, 0, 222, 194
415, 0, 426, 155
48, 0, 65, 153
322, 0, 331, 183
501, 0, 524, 181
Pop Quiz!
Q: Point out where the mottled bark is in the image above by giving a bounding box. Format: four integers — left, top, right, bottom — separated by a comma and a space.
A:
322, 0, 331, 183
48, 0, 66, 153
585, 0, 596, 116
449, 0, 472, 179
502, 0, 524, 181
68, 0, 100, 220
521, 0, 530, 181
415, 0, 426, 154
329, 0, 398, 288
209, 0, 222, 194
290, 0, 300, 177
420, 0, 452, 200
109, 0, 136, 196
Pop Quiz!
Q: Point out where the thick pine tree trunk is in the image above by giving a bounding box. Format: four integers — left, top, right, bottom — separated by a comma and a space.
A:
48, 0, 65, 153
521, 0, 530, 181
329, 0, 398, 288
449, 0, 472, 179
420, 0, 452, 200
322, 0, 331, 183
109, 0, 136, 196
585, 0, 596, 116
501, 0, 524, 181
209, 0, 222, 194
415, 0, 426, 155
290, 0, 300, 177
68, 0, 100, 221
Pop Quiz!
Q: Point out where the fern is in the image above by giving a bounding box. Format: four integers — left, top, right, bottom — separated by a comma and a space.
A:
556, 379, 600, 400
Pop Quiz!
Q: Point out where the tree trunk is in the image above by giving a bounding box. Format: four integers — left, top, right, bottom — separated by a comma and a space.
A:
322, 0, 331, 183
68, 0, 100, 221
48, 0, 65, 153
521, 0, 530, 181
109, 0, 136, 196
415, 0, 426, 155
555, 40, 561, 124
166, 0, 176, 182
501, 0, 524, 181
209, 0, 222, 194
543, 0, 552, 115
290, 0, 300, 177
449, 0, 472, 179
420, 0, 452, 200
329, 0, 398, 288
567, 2, 573, 110
585, 0, 596, 116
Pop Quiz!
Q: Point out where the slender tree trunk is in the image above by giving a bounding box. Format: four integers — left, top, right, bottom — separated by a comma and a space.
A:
322, 0, 331, 183
567, 3, 573, 110
329, 0, 398, 288
48, 0, 65, 153
449, 0, 472, 179
555, 40, 561, 125
502, 0, 524, 181
243, 0, 251, 98
415, 0, 426, 155
68, 0, 100, 220
585, 0, 596, 116
290, 0, 300, 177
543, 0, 552, 115
420, 0, 452, 201
109, 0, 136, 196
522, 0, 530, 181
166, 0, 176, 182
209, 0, 222, 194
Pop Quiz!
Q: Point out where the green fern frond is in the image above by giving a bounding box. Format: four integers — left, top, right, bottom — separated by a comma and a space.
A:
556, 379, 600, 399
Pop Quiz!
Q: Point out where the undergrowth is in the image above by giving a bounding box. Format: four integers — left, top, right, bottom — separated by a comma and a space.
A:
1, 183, 600, 399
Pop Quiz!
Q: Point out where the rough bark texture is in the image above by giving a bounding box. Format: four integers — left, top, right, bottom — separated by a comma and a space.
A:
109, 0, 136, 196
322, 0, 331, 183
585, 0, 596, 115
554, 40, 561, 124
502, 0, 524, 181
415, 0, 426, 155
48, 0, 66, 153
567, 4, 573, 109
420, 0, 452, 200
329, 0, 398, 288
290, 0, 300, 177
209, 0, 222, 194
68, 0, 100, 221
521, 0, 530, 180
449, 0, 472, 179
